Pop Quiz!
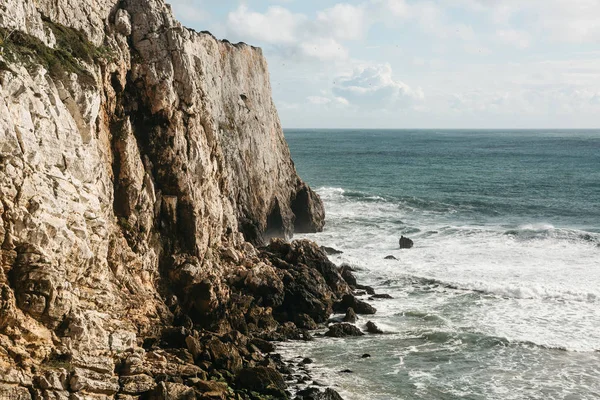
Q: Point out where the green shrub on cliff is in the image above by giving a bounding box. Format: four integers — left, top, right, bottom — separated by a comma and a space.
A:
0, 18, 114, 86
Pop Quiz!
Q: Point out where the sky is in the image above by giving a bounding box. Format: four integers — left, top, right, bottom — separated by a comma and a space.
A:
167, 0, 600, 129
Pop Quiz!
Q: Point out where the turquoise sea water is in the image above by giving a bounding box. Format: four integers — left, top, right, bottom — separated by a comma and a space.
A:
282, 130, 600, 400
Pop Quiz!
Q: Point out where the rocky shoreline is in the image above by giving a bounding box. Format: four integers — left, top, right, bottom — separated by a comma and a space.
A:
0, 1, 384, 397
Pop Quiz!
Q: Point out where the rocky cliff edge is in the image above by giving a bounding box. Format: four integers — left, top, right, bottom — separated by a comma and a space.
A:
0, 0, 348, 399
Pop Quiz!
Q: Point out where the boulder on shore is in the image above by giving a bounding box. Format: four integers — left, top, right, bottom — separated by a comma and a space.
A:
366, 321, 383, 334
338, 264, 357, 287
399, 236, 414, 249
295, 387, 345, 400
370, 294, 393, 300
333, 294, 376, 315
321, 246, 343, 255
343, 307, 357, 323
235, 366, 287, 398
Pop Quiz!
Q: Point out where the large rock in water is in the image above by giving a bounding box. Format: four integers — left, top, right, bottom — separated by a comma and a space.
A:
399, 236, 414, 249
325, 323, 364, 338
0, 0, 326, 397
333, 294, 377, 315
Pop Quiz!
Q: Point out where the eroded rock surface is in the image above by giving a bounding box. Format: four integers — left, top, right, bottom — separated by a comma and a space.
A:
0, 0, 335, 398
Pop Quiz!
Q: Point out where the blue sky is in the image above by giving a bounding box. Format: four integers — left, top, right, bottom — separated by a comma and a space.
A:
167, 0, 600, 128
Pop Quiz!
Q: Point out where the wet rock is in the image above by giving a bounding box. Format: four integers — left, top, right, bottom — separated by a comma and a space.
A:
295, 387, 345, 400
235, 367, 287, 398
296, 387, 322, 399
292, 182, 326, 233
366, 321, 384, 334
267, 240, 350, 296
399, 236, 414, 249
301, 357, 313, 364
343, 308, 357, 323
249, 338, 275, 354
333, 294, 376, 315
294, 313, 318, 330
340, 369, 353, 373
355, 284, 375, 295
324, 323, 364, 338
384, 255, 397, 260
361, 354, 371, 358
369, 294, 393, 300
321, 388, 345, 400
321, 246, 343, 255
338, 265, 357, 287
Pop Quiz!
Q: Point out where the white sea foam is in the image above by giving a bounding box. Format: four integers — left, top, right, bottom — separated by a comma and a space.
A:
299, 188, 600, 353
288, 186, 600, 399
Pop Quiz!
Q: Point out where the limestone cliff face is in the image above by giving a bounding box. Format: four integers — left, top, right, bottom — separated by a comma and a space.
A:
0, 0, 331, 398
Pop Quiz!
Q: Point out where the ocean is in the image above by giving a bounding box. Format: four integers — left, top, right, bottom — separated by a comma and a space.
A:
282, 129, 600, 400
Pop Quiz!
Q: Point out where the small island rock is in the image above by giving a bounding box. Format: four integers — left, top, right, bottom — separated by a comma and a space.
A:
399, 236, 414, 249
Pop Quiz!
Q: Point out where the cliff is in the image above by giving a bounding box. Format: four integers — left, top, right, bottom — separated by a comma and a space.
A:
0, 0, 356, 399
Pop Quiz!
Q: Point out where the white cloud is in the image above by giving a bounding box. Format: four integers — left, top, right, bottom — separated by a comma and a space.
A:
451, 0, 600, 44
316, 4, 369, 41
307, 95, 349, 106
226, 5, 304, 45
225, 4, 353, 61
332, 63, 424, 109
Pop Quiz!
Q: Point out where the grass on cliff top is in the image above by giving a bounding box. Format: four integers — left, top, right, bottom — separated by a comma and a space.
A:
0, 17, 113, 87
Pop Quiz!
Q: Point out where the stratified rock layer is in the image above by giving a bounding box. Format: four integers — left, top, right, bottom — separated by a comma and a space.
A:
0, 0, 333, 398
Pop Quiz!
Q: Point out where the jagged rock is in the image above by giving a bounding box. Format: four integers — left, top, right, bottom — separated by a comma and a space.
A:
296, 387, 322, 399
343, 307, 357, 323
203, 337, 243, 373
320, 246, 343, 255
370, 294, 393, 300
294, 313, 318, 330
69, 368, 120, 395
119, 374, 157, 394
325, 323, 364, 338
191, 379, 229, 399
0, 0, 340, 397
355, 284, 376, 295
34, 369, 68, 390
148, 382, 195, 400
0, 385, 31, 400
366, 321, 384, 334
249, 338, 275, 354
267, 240, 350, 295
235, 367, 287, 398
296, 387, 345, 400
399, 236, 414, 249
333, 294, 376, 315
292, 183, 326, 233
338, 265, 357, 287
